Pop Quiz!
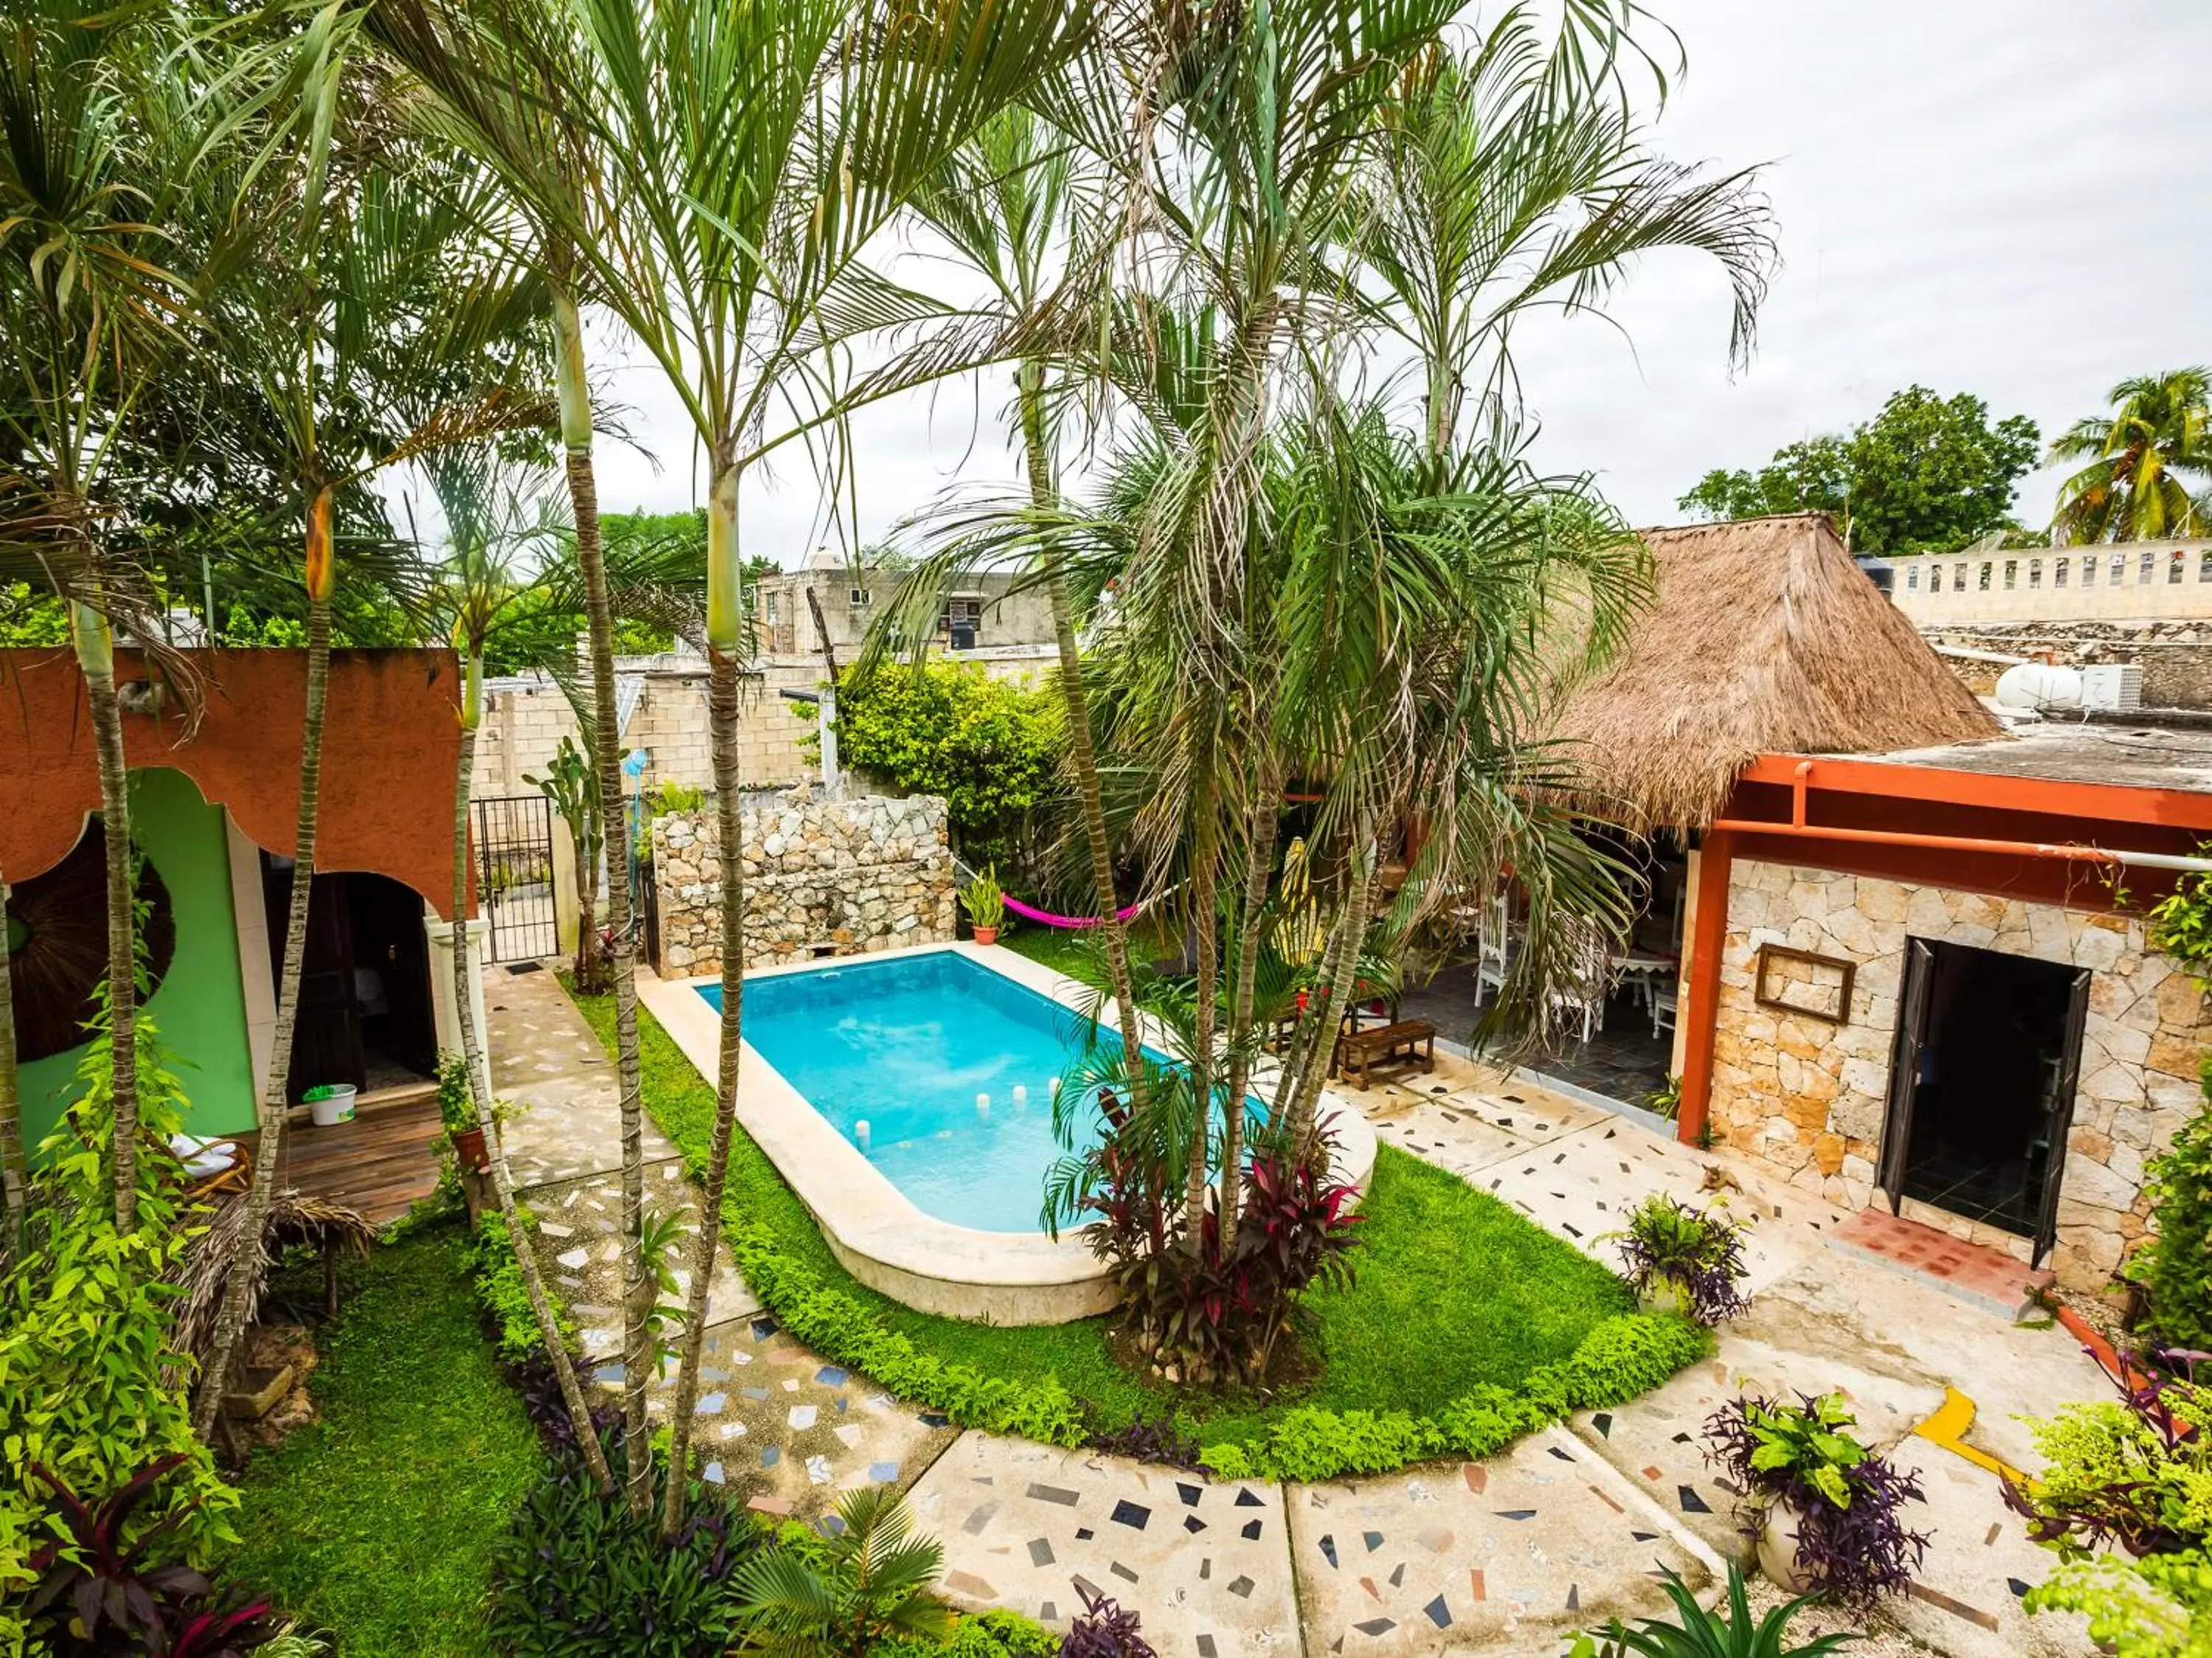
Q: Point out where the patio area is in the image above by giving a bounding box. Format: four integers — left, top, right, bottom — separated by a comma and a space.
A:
1399, 960, 1676, 1109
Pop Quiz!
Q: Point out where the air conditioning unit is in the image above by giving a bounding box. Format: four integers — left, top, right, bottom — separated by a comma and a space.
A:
2079, 663, 2143, 712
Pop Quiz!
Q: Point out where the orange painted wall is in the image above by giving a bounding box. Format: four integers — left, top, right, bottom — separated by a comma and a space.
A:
0, 647, 468, 915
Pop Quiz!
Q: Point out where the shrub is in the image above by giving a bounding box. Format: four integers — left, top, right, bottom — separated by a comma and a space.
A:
877, 1611, 1058, 1658
19, 1457, 273, 1658
1610, 1193, 1750, 1325
735, 1488, 949, 1658
463, 1211, 574, 1364
1058, 1588, 1155, 1658
1568, 1563, 1858, 1657
487, 1457, 756, 1658
0, 1007, 237, 1610
2010, 1351, 2212, 1656
1085, 1418, 1204, 1470
2132, 1061, 2212, 1356
1704, 1392, 1930, 1614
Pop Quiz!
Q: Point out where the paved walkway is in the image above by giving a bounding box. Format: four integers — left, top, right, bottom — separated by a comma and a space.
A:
485, 967, 2104, 1657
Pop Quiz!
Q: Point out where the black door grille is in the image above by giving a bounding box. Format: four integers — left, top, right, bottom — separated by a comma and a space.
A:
473, 794, 559, 962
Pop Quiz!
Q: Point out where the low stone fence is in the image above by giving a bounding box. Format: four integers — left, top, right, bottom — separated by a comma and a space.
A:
650, 793, 958, 974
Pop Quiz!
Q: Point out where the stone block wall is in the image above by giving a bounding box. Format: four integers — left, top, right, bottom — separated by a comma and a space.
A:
1919, 619, 2212, 710
651, 793, 957, 974
1708, 859, 2211, 1290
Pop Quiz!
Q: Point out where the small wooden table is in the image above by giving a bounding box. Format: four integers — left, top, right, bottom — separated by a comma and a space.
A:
1333, 1019, 1438, 1089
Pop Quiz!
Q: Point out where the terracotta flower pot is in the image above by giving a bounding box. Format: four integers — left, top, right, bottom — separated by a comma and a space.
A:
452, 1125, 490, 1173
972, 925, 999, 946
1757, 1498, 1818, 1594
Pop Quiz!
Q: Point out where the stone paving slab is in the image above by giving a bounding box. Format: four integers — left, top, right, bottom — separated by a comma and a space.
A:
524, 1166, 760, 1344
487, 962, 614, 1087
1291, 1426, 1711, 1657
911, 1434, 1300, 1658
596, 1313, 961, 1520
505, 1074, 685, 1190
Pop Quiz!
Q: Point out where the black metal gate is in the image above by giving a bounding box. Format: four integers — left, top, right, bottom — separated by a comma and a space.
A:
473, 794, 559, 962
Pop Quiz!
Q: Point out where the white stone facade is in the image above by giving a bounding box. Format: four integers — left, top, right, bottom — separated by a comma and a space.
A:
1708, 858, 2210, 1290
650, 794, 958, 974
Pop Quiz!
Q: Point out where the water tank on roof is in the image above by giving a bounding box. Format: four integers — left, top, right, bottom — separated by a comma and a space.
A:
1853, 554, 1896, 597
1994, 662, 2083, 711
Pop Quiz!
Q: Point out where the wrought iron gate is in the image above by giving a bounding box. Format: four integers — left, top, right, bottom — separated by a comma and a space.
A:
473, 794, 559, 962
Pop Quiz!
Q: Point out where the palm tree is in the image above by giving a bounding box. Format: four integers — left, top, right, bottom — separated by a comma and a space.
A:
365, 0, 1094, 1525
0, 870, 21, 1258
0, 0, 237, 1233
2051, 369, 2212, 544
189, 100, 554, 1437
733, 1487, 951, 1658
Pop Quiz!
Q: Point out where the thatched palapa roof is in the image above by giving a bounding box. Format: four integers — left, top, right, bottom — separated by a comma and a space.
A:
1543, 513, 2000, 829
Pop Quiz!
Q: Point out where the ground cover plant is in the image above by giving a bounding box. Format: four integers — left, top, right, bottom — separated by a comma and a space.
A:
568, 983, 1708, 1479
223, 1229, 541, 1658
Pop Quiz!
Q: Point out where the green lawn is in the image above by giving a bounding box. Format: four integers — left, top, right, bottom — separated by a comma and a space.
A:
571, 981, 1635, 1446
226, 1228, 542, 1658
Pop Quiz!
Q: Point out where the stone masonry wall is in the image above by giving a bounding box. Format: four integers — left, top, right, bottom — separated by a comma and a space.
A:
1920, 619, 2212, 710
651, 794, 957, 974
1708, 859, 2211, 1290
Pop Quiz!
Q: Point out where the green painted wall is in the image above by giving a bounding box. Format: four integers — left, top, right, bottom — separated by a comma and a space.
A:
15, 767, 257, 1151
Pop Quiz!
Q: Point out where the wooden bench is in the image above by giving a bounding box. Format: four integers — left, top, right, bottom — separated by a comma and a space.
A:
1332, 1019, 1437, 1089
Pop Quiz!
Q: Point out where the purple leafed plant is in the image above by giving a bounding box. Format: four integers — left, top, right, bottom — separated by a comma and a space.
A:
512, 1348, 622, 1464
1613, 1193, 1750, 1325
1088, 1416, 1206, 1471
2005, 1345, 2211, 1558
1059, 1586, 1156, 1658
1704, 1392, 1933, 1614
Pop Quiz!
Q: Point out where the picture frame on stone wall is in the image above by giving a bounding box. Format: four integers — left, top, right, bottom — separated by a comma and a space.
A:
1753, 944, 1857, 1026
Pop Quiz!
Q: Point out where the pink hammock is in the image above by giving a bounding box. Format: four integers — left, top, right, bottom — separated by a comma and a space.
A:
1001, 892, 1145, 929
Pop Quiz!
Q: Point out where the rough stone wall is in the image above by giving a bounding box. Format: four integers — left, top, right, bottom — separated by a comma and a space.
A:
1708, 859, 2211, 1290
651, 793, 957, 973
1920, 619, 2212, 710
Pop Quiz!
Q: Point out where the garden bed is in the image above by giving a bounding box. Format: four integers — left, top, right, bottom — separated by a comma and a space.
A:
567, 979, 1709, 1480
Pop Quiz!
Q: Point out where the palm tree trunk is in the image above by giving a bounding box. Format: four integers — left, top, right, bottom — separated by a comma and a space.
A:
1217, 762, 1281, 1243
193, 499, 335, 1440
1016, 361, 1146, 1086
0, 868, 24, 1261
1181, 724, 1221, 1244
1283, 825, 1377, 1159
661, 647, 747, 1536
552, 286, 654, 1510
453, 677, 613, 1485
72, 597, 138, 1232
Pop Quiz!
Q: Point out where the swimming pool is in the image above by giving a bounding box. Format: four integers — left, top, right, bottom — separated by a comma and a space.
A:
699, 950, 1134, 1232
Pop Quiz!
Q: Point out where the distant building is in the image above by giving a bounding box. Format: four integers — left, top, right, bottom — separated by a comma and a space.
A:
751, 547, 1056, 662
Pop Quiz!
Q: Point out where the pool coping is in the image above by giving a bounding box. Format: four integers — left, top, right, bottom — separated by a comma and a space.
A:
635, 940, 1378, 1327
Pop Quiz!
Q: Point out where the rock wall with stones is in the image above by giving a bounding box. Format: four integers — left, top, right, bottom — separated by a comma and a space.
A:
651, 794, 957, 973
1708, 858, 2211, 1290
1920, 619, 2212, 709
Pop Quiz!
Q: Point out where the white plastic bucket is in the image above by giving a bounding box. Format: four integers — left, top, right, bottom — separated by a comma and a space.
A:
307, 1084, 358, 1127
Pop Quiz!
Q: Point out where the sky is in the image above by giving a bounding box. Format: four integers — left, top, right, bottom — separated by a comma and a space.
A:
580, 0, 2212, 562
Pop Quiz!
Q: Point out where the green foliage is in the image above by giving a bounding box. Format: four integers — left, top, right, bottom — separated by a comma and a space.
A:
0, 1010, 236, 1617
2025, 1548, 2212, 1658
2138, 1083, 2212, 1356
734, 1487, 951, 1658
1678, 385, 2040, 556
436, 1050, 476, 1136
489, 1457, 756, 1658
960, 866, 1006, 929
827, 665, 1061, 853
1728, 1392, 1870, 1512
1569, 1564, 1859, 1657
225, 1230, 543, 1658
563, 984, 1699, 1478
0, 584, 68, 647
465, 1211, 574, 1364
2149, 864, 2212, 988
875, 1609, 1058, 1658
2050, 370, 2212, 546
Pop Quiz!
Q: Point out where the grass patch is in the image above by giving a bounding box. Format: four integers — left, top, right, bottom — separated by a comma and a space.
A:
226, 1227, 541, 1658
571, 981, 1665, 1463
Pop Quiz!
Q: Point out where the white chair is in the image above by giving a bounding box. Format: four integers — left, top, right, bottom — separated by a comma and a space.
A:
1543, 920, 1610, 1045
1651, 983, 1679, 1041
1475, 892, 1512, 1001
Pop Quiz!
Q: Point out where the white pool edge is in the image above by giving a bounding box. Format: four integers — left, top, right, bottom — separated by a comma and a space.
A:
634, 940, 1378, 1327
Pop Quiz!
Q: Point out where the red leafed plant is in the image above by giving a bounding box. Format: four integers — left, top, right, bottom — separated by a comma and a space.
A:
24, 1455, 274, 1658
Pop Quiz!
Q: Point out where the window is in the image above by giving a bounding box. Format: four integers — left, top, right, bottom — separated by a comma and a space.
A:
1906, 564, 1920, 590
2171, 551, 2186, 585
2141, 548, 2157, 584
2199, 551, 2212, 583
1952, 563, 1968, 592
2028, 558, 2042, 588
849, 586, 872, 607
764, 592, 781, 623
1978, 561, 1993, 591
2083, 554, 2096, 587
2003, 559, 2018, 589
2055, 556, 2069, 588
2112, 552, 2127, 585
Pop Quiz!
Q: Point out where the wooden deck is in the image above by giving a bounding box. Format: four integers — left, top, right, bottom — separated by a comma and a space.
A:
239, 1089, 445, 1227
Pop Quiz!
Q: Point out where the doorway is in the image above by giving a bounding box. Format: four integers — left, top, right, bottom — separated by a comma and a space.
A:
1880, 938, 2090, 1258
262, 861, 439, 1103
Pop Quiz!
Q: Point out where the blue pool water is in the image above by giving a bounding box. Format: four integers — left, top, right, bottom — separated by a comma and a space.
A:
700, 951, 1129, 1233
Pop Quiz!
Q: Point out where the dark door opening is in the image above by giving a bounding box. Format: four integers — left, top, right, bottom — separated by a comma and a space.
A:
1879, 938, 2089, 1258
262, 861, 439, 1103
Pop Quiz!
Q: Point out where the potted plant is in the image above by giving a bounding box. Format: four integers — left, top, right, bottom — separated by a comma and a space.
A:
1704, 1391, 1932, 1613
301, 1082, 356, 1128
1611, 1192, 1750, 1323
437, 1051, 491, 1173
961, 866, 1006, 946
